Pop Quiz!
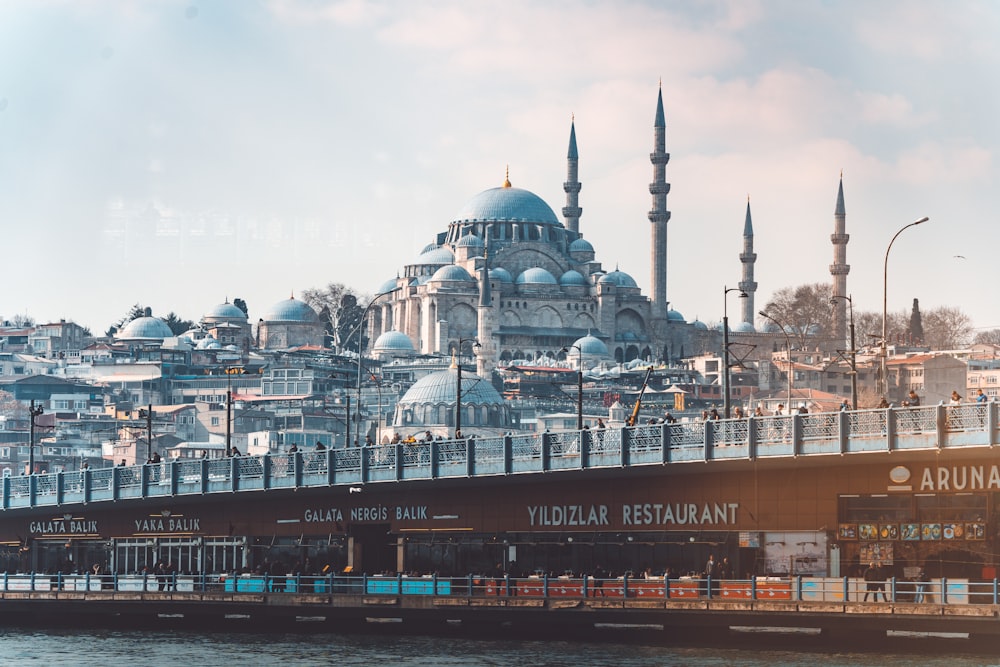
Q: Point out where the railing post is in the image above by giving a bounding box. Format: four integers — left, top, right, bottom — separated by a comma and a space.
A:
395, 444, 405, 481
838, 410, 850, 454
29, 474, 36, 507
791, 414, 803, 456
747, 417, 757, 461
664, 576, 670, 599
936, 404, 948, 450
140, 463, 150, 497
988, 403, 998, 445
504, 573, 511, 597
541, 432, 551, 471
169, 460, 179, 496
30, 572, 35, 591
580, 428, 589, 470
261, 455, 271, 490
543, 572, 549, 598
842, 576, 849, 603
2, 475, 9, 509
503, 434, 513, 475
661, 422, 671, 464
886, 407, 897, 452
796, 575, 802, 601
582, 573, 588, 598
890, 576, 896, 603
623, 572, 630, 598
705, 574, 711, 600
326, 448, 335, 486
430, 439, 440, 479
703, 422, 713, 462
942, 577, 948, 604
993, 578, 998, 605
397, 571, 403, 595
56, 471, 64, 505
621, 428, 631, 468
229, 455, 238, 493
199, 457, 209, 495
466, 438, 475, 477
465, 573, 471, 598
751, 576, 757, 601
360, 446, 370, 483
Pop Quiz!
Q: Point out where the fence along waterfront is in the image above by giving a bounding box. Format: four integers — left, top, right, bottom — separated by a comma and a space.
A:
3, 402, 997, 510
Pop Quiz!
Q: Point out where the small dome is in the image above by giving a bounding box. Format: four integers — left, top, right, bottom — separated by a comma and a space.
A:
430, 265, 474, 282
572, 334, 609, 356
421, 242, 441, 253
516, 267, 558, 285
489, 267, 514, 284
373, 330, 415, 353
569, 238, 595, 253
264, 297, 320, 323
117, 316, 174, 340
453, 186, 559, 225
667, 309, 686, 323
196, 336, 222, 350
691, 319, 708, 331
455, 234, 484, 248
559, 270, 588, 286
413, 247, 455, 265
205, 302, 247, 320
733, 321, 756, 333
598, 270, 637, 288
377, 278, 399, 295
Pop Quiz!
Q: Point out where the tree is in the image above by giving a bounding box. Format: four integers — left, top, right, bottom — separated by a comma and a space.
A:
10, 313, 34, 327
974, 329, 1000, 346
761, 283, 832, 348
107, 303, 149, 336
909, 299, 924, 344
922, 307, 973, 349
0, 390, 25, 421
163, 312, 195, 336
854, 310, 909, 350
233, 298, 249, 317
302, 283, 368, 352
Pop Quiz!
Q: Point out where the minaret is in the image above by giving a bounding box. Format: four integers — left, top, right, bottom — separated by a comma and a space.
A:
738, 198, 758, 326
830, 173, 850, 345
562, 116, 582, 234
648, 84, 671, 319
476, 266, 496, 378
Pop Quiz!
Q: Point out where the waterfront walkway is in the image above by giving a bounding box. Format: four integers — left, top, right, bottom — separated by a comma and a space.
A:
4, 402, 998, 511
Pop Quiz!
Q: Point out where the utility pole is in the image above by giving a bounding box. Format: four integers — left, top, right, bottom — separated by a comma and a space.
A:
27, 400, 44, 475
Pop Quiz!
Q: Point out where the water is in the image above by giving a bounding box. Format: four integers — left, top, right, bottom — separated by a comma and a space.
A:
1, 629, 998, 667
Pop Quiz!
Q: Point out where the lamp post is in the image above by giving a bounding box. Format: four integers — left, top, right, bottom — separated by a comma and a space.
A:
561, 344, 584, 430
455, 337, 480, 438
760, 311, 793, 407
138, 403, 154, 462
27, 400, 44, 475
723, 286, 748, 418
354, 290, 395, 448
879, 217, 929, 398
831, 294, 858, 410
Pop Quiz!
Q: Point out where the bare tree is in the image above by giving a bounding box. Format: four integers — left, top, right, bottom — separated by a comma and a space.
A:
0, 390, 25, 421
10, 313, 34, 327
761, 283, 832, 348
922, 307, 973, 349
974, 329, 1000, 346
302, 283, 368, 352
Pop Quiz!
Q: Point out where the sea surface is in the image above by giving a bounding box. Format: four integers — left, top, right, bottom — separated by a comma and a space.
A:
1, 629, 999, 667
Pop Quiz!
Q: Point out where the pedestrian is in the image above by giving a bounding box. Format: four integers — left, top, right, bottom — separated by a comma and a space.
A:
839, 399, 850, 411
907, 389, 921, 407
709, 408, 720, 420
976, 389, 987, 403
315, 441, 326, 451
774, 404, 785, 416
950, 390, 962, 405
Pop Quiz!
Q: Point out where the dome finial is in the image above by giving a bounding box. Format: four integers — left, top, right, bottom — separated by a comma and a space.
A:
503, 165, 511, 188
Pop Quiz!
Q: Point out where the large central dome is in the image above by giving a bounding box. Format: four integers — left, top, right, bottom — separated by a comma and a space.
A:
452, 186, 559, 225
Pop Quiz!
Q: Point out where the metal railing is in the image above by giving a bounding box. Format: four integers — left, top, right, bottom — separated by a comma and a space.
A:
3, 402, 997, 510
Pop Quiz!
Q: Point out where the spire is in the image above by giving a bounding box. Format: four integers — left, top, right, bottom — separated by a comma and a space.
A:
567, 115, 578, 159
654, 80, 665, 128
743, 197, 753, 237
502, 165, 511, 188
835, 170, 846, 216
739, 198, 758, 327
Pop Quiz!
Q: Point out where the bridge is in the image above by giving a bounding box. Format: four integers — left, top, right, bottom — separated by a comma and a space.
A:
3, 402, 998, 511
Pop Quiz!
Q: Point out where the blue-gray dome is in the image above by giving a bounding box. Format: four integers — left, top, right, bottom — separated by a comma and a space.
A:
598, 269, 637, 288
430, 265, 474, 282
667, 309, 686, 323
572, 334, 609, 356
569, 238, 594, 253
117, 316, 174, 340
453, 186, 559, 225
265, 297, 320, 323
196, 336, 222, 350
455, 234, 484, 248
692, 319, 708, 331
205, 302, 246, 320
373, 330, 415, 353
377, 278, 398, 295
516, 267, 558, 285
489, 267, 513, 284
559, 270, 588, 286
421, 242, 441, 253
414, 247, 455, 265
733, 321, 756, 333
399, 368, 505, 406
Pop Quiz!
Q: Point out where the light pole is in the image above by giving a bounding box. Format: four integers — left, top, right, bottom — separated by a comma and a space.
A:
561, 344, 584, 430
880, 217, 929, 398
455, 337, 479, 438
27, 400, 44, 475
723, 287, 748, 418
354, 290, 395, 447
760, 311, 793, 407
831, 294, 858, 410
138, 403, 153, 462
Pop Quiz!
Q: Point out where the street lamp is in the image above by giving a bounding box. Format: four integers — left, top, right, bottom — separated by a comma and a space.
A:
760, 311, 793, 407
354, 290, 395, 447
455, 337, 480, 438
561, 344, 584, 430
27, 400, 44, 475
138, 404, 153, 462
830, 294, 858, 410
723, 286, 748, 418
880, 217, 929, 398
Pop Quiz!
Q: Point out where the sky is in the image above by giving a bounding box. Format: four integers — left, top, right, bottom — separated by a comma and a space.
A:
0, 0, 997, 337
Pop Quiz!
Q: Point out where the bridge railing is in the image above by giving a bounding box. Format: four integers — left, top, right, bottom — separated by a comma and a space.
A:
2, 402, 998, 510
0, 571, 995, 606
